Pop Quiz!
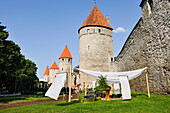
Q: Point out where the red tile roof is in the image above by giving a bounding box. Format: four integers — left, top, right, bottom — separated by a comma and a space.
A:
59, 45, 72, 59
78, 5, 113, 32
50, 61, 59, 69
44, 65, 49, 75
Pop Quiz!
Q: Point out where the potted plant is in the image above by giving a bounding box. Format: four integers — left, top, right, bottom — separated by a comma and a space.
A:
95, 75, 111, 101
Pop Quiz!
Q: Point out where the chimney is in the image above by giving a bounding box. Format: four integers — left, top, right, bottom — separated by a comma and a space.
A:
106, 15, 110, 25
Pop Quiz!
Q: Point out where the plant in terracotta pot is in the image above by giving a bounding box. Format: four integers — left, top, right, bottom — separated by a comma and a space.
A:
95, 75, 111, 91
95, 75, 111, 101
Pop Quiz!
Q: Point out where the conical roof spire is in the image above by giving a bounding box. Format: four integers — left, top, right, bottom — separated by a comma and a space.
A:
78, 5, 113, 32
50, 61, 59, 69
59, 45, 72, 59
44, 65, 49, 75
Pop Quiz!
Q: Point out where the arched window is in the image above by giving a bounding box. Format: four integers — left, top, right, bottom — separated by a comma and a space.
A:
87, 29, 90, 33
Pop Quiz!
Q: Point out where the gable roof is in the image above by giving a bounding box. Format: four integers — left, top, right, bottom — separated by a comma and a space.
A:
59, 45, 72, 59
78, 5, 113, 32
44, 65, 49, 75
50, 61, 59, 69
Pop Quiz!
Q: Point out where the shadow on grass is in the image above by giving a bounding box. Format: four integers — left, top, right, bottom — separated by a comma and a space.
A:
131, 92, 148, 97
0, 97, 27, 104
55, 100, 79, 106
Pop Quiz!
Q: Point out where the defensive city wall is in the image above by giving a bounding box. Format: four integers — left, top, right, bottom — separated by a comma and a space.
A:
113, 0, 169, 94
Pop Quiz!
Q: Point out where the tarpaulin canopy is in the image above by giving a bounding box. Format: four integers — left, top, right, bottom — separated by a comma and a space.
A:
78, 67, 147, 100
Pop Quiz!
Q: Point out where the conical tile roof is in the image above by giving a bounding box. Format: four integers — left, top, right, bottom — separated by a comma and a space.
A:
44, 65, 49, 75
78, 5, 113, 32
50, 61, 59, 69
59, 45, 72, 59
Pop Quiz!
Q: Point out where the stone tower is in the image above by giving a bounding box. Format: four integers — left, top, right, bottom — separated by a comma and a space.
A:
78, 6, 114, 87
44, 65, 49, 83
49, 61, 59, 84
59, 45, 72, 74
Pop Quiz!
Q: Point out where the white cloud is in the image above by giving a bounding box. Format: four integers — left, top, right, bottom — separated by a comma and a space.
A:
113, 27, 126, 33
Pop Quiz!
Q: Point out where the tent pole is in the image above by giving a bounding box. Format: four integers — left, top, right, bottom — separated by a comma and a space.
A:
66, 72, 68, 105
145, 69, 150, 97
69, 64, 72, 102
85, 75, 87, 96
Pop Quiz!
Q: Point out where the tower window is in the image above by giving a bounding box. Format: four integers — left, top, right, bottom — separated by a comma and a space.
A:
111, 58, 113, 62
62, 68, 63, 71
98, 29, 101, 33
87, 29, 90, 33
62, 58, 64, 61
68, 58, 70, 62
88, 45, 90, 50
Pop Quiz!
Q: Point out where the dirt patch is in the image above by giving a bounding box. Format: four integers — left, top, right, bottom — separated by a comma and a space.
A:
0, 93, 80, 109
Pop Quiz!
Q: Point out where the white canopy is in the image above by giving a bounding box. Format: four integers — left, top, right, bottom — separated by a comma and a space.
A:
45, 73, 66, 100
78, 67, 147, 100
78, 67, 147, 83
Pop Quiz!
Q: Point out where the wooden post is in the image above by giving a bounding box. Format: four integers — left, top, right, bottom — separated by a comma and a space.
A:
63, 94, 65, 100
65, 72, 68, 105
69, 64, 72, 102
145, 69, 150, 97
85, 75, 87, 96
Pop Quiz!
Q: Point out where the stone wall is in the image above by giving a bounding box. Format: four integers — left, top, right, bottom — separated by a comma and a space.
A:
115, 0, 169, 94
49, 69, 59, 84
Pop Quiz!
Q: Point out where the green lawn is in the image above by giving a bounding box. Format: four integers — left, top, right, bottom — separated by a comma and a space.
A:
0, 95, 50, 105
0, 92, 169, 113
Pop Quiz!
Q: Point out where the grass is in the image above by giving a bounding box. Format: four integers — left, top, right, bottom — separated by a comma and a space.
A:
0, 91, 169, 113
0, 95, 50, 105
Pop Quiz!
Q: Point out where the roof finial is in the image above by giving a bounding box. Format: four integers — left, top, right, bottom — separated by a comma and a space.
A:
94, 0, 96, 5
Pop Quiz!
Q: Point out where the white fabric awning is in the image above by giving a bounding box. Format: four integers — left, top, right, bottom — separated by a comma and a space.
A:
78, 67, 147, 83
78, 67, 147, 100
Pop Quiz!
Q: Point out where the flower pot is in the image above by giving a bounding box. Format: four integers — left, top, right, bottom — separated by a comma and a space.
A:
105, 88, 110, 101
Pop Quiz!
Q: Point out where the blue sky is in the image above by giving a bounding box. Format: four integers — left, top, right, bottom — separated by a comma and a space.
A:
0, 0, 142, 79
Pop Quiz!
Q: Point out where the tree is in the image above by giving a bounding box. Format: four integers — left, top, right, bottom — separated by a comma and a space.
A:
73, 65, 79, 74
0, 23, 23, 92
0, 22, 38, 93
17, 59, 38, 92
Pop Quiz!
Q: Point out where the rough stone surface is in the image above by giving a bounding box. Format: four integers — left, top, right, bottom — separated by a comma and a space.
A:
115, 0, 170, 94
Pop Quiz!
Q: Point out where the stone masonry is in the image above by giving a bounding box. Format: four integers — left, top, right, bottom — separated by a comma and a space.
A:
114, 0, 170, 94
